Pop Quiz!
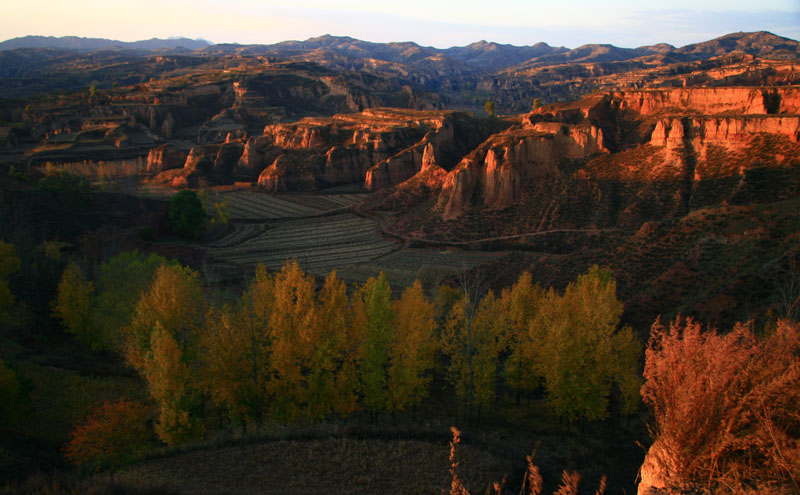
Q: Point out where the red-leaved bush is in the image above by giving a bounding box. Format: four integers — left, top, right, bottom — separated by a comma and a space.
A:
64, 399, 150, 473
640, 318, 800, 494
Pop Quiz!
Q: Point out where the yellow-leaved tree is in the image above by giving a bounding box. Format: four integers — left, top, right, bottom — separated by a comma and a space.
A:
529, 265, 638, 424
200, 264, 273, 428
387, 280, 437, 413
268, 260, 317, 422
53, 261, 98, 349
144, 322, 203, 445
306, 271, 354, 419
441, 287, 505, 422
126, 264, 205, 444
125, 264, 205, 371
500, 271, 543, 404
200, 303, 270, 429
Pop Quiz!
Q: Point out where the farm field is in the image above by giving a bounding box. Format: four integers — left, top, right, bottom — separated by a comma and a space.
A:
205, 213, 400, 275
334, 248, 509, 287
223, 191, 369, 220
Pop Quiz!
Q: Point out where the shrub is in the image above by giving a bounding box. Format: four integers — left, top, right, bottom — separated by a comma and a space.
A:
640, 317, 800, 494
63, 399, 151, 473
36, 171, 92, 197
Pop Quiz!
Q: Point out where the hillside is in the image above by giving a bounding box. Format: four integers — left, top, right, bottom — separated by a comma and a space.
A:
0, 29, 799, 495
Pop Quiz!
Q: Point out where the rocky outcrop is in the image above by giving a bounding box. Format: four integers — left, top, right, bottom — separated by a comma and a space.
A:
616, 87, 800, 116
236, 108, 467, 191
257, 155, 316, 192
211, 142, 245, 184
649, 119, 686, 148
438, 123, 608, 219
637, 440, 677, 495
651, 116, 800, 146
365, 144, 426, 191
145, 144, 189, 173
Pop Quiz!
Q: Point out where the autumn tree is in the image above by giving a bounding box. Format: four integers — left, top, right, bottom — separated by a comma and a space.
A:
53, 261, 98, 349
500, 272, 543, 404
125, 264, 205, 372
125, 264, 205, 444
144, 322, 204, 445
529, 266, 636, 424
93, 251, 170, 353
267, 260, 317, 422
355, 272, 394, 418
64, 399, 150, 474
200, 265, 273, 428
485, 100, 495, 118
201, 304, 268, 428
441, 282, 505, 422
387, 280, 437, 413
300, 271, 356, 419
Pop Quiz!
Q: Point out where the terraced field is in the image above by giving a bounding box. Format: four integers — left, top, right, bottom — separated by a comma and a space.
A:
224, 191, 369, 220
125, 186, 505, 285
335, 248, 509, 287
206, 213, 399, 275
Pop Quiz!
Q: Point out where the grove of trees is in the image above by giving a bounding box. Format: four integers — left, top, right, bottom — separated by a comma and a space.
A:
50, 253, 642, 456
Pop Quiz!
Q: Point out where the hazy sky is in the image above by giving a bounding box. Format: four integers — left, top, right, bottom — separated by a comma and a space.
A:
2, 0, 799, 48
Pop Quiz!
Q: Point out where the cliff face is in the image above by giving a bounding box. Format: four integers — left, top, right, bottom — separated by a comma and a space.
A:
185, 108, 494, 192
615, 86, 800, 116
437, 123, 607, 219
146, 144, 189, 173
433, 86, 800, 223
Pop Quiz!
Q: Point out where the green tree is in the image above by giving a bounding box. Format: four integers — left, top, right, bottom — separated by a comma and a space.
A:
611, 325, 643, 421
500, 272, 543, 404
532, 98, 542, 110
169, 190, 207, 239
355, 272, 394, 418
53, 261, 98, 349
441, 288, 505, 422
484, 100, 495, 118
93, 251, 170, 353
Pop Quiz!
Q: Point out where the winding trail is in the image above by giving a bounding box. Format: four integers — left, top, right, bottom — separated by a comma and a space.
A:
353, 199, 629, 248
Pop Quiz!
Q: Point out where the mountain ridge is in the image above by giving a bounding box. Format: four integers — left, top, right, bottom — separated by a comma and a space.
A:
3, 31, 797, 67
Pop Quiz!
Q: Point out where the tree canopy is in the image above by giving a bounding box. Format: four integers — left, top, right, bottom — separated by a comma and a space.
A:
169, 190, 207, 239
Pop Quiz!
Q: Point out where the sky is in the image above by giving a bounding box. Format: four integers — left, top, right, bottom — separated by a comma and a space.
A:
2, 0, 799, 49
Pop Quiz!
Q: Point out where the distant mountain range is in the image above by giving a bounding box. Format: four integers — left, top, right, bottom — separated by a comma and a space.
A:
2, 31, 798, 68
0, 36, 211, 52
1, 31, 798, 106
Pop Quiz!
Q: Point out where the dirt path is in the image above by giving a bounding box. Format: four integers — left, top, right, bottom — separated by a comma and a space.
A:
353, 199, 627, 248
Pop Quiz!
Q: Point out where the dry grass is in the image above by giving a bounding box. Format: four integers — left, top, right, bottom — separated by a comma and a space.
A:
106, 436, 512, 495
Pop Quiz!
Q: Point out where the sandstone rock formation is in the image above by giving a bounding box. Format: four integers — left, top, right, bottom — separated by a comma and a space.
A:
146, 144, 189, 173
437, 122, 607, 219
